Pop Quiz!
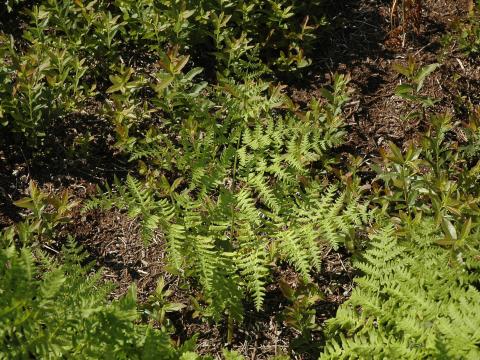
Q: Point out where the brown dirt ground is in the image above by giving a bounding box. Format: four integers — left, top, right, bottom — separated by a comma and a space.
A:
0, 0, 478, 358
292, 0, 477, 153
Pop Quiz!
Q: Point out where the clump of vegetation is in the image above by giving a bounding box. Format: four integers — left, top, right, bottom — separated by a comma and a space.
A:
1, 0, 480, 358
0, 0, 326, 143
0, 235, 198, 359
321, 54, 480, 359
443, 1, 480, 57
457, 1, 480, 56
323, 222, 480, 359
86, 72, 366, 326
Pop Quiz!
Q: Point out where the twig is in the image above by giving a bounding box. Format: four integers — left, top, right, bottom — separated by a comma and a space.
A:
337, 253, 348, 273
414, 42, 435, 56
456, 58, 466, 73
251, 332, 260, 360
390, 0, 399, 29
43, 244, 59, 254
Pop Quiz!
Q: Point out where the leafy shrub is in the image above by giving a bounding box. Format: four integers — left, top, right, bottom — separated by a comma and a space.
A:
322, 58, 480, 359
458, 1, 480, 57
114, 0, 326, 73
11, 181, 79, 245
374, 62, 480, 243
442, 1, 480, 57
1, 0, 327, 143
0, 35, 90, 143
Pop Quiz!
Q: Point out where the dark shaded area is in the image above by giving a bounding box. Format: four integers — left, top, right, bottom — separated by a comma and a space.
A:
0, 111, 132, 229
0, 2, 32, 39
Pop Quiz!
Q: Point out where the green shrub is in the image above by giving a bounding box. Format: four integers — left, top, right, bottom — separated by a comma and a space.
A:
442, 1, 480, 58
114, 0, 326, 73
0, 35, 90, 143
1, 0, 327, 144
323, 60, 480, 358
458, 2, 480, 57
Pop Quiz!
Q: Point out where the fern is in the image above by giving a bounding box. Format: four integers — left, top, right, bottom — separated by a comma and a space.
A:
278, 227, 314, 281
322, 221, 480, 359
235, 226, 270, 311
0, 235, 201, 359
192, 235, 217, 293
88, 73, 358, 318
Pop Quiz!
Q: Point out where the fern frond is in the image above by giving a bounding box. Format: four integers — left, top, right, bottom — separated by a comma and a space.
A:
323, 221, 480, 359
235, 231, 269, 310
192, 235, 217, 293
277, 228, 312, 281
247, 173, 281, 214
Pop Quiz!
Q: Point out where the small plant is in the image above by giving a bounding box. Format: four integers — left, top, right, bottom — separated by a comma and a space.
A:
279, 279, 323, 354
372, 117, 480, 244
0, 38, 89, 143
12, 181, 79, 245
372, 141, 425, 218
451, 1, 480, 57
393, 56, 440, 121
143, 277, 186, 332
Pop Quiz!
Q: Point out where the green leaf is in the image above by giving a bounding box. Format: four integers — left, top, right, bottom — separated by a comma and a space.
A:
441, 218, 457, 241
459, 218, 472, 240
173, 55, 190, 74
153, 74, 174, 93
387, 141, 404, 164
184, 67, 203, 81
164, 303, 186, 312
106, 83, 124, 94
319, 88, 334, 103
13, 197, 35, 210
395, 83, 414, 96
393, 63, 412, 77
279, 279, 295, 301
415, 63, 440, 92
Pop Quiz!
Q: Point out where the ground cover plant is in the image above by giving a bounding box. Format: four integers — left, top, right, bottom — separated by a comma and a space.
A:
1, 0, 480, 358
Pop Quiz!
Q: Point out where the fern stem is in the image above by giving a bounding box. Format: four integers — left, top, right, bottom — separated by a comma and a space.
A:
227, 313, 234, 344
230, 133, 242, 239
